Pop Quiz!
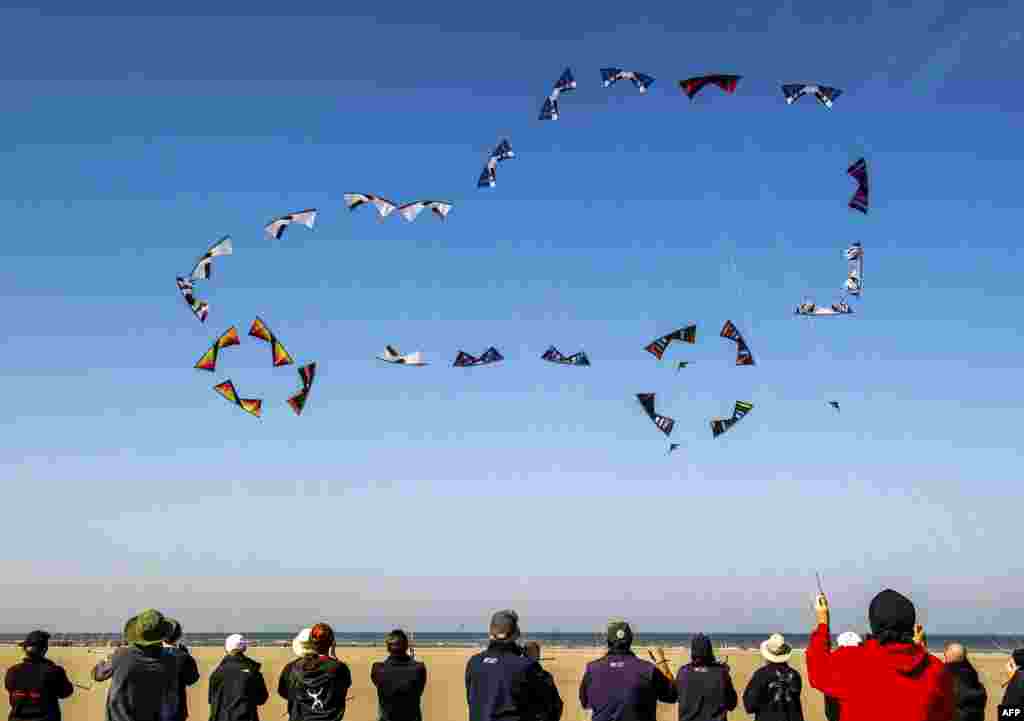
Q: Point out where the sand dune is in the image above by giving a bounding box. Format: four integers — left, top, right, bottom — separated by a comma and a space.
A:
0, 646, 1012, 720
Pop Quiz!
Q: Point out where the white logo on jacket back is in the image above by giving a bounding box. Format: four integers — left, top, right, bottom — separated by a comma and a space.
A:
308, 688, 325, 712
483, 658, 498, 664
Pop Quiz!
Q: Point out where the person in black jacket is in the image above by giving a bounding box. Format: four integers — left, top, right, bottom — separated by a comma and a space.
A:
92, 609, 180, 721
578, 619, 678, 721
209, 634, 270, 721
675, 634, 737, 721
277, 623, 352, 721
943, 643, 986, 721
370, 629, 427, 721
523, 641, 563, 721
465, 609, 562, 721
742, 634, 804, 721
4, 630, 74, 721
163, 618, 201, 721
1000, 649, 1024, 717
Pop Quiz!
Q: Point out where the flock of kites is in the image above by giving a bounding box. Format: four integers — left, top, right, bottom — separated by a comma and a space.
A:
174, 68, 869, 451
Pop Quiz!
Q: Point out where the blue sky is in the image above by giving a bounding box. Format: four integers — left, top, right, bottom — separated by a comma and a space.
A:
2, 1, 1022, 633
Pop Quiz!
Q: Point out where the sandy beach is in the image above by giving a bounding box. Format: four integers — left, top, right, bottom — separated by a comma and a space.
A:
0, 645, 1012, 720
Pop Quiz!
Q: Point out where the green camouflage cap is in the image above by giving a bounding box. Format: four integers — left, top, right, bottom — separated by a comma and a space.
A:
124, 609, 171, 646
606, 618, 633, 647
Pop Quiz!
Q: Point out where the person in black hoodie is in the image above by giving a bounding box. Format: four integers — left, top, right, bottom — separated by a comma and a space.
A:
370, 629, 427, 721
163, 619, 201, 721
578, 619, 678, 721
209, 634, 270, 721
742, 634, 804, 721
943, 643, 986, 721
523, 641, 563, 721
4, 630, 74, 721
277, 623, 352, 721
465, 609, 561, 721
675, 634, 737, 721
1000, 649, 1024, 717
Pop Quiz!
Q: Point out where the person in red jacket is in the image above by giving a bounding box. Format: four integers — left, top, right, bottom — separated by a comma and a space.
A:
806, 589, 954, 721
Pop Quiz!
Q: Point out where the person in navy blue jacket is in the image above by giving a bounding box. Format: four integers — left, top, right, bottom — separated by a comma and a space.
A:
465, 610, 562, 721
579, 619, 678, 721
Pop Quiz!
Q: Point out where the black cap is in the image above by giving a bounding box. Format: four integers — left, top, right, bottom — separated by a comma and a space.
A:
386, 629, 409, 654
691, 633, 714, 663
606, 619, 633, 648
164, 618, 183, 643
868, 589, 916, 636
20, 630, 50, 649
1013, 649, 1024, 668
490, 610, 520, 640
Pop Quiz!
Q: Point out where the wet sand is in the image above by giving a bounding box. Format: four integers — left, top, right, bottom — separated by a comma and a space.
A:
0, 645, 1011, 720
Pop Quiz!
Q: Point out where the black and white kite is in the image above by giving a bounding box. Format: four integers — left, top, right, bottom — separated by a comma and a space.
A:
264, 209, 317, 240
829, 401, 841, 412
667, 443, 681, 455
539, 68, 577, 120
175, 277, 209, 323
398, 200, 453, 223
636, 393, 675, 438
343, 193, 399, 221
378, 345, 428, 366
478, 139, 515, 188
541, 346, 591, 366
189, 235, 233, 281
781, 84, 843, 109
600, 68, 655, 94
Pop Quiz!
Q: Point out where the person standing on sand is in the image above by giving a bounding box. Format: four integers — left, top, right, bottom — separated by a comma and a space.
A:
208, 634, 270, 721
943, 643, 986, 721
999, 649, 1024, 716
823, 632, 861, 721
578, 619, 678, 721
675, 633, 737, 721
742, 634, 804, 721
277, 623, 352, 721
806, 589, 954, 721
370, 629, 427, 721
465, 609, 562, 721
163, 618, 201, 721
92, 609, 180, 721
523, 641, 563, 721
4, 630, 74, 721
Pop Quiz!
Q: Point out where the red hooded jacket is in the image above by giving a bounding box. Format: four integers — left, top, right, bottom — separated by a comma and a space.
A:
806, 624, 954, 721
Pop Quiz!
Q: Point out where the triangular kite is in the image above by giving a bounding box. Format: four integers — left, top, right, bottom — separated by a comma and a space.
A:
195, 327, 241, 372
248, 317, 294, 367
213, 379, 262, 418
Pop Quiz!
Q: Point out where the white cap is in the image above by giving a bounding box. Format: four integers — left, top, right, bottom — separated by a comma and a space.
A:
292, 628, 313, 657
225, 634, 247, 654
837, 631, 863, 647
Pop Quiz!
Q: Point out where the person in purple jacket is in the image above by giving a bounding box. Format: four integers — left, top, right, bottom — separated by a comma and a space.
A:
579, 619, 678, 721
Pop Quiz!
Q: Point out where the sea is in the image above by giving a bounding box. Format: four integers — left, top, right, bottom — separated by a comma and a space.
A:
2, 632, 1019, 654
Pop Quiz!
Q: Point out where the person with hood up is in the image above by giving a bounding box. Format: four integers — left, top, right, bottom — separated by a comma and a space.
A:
465, 610, 562, 721
208, 634, 270, 721
942, 643, 986, 721
675, 634, 737, 721
92, 609, 180, 721
370, 629, 427, 721
742, 634, 804, 721
578, 619, 678, 721
162, 619, 201, 721
999, 649, 1024, 717
523, 641, 563, 721
4, 630, 74, 721
277, 623, 352, 721
823, 632, 861, 721
806, 589, 954, 721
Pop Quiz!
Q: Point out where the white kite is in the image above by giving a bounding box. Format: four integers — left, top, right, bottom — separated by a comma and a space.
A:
795, 242, 862, 316
189, 235, 233, 281
377, 345, 429, 365
398, 201, 453, 223
343, 193, 398, 221
264, 209, 317, 240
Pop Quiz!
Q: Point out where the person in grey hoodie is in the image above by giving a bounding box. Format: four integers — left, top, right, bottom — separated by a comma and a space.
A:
92, 609, 179, 721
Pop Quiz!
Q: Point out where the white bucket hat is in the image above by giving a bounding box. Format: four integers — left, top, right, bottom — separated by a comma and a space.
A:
837, 631, 863, 648
760, 633, 792, 663
292, 628, 313, 657
225, 634, 247, 654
